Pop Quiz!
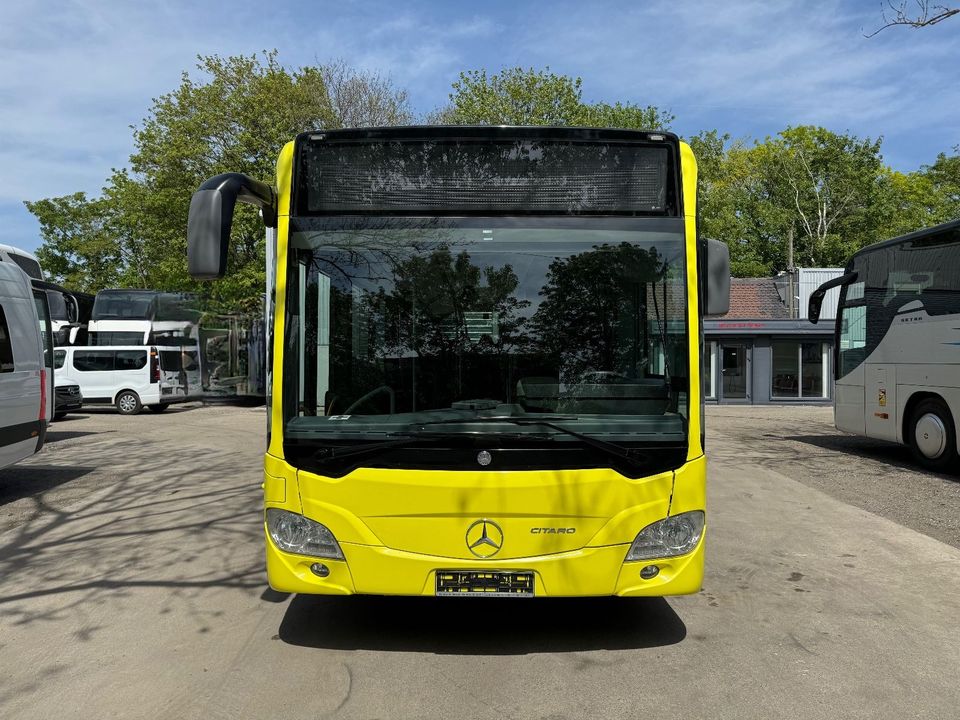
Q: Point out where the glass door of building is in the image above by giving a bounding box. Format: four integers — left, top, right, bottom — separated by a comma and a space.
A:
719, 342, 751, 402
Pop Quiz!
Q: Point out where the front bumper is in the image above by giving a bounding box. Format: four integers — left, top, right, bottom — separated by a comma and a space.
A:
54, 396, 83, 413
265, 530, 705, 598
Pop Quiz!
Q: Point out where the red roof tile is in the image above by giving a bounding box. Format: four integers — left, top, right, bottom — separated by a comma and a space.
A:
719, 278, 791, 319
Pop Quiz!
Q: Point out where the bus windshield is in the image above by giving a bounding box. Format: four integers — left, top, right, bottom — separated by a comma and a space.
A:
285, 218, 688, 443
837, 229, 960, 378
93, 290, 156, 320
92, 290, 200, 322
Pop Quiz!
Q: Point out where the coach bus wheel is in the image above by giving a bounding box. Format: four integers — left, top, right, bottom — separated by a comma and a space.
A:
116, 391, 143, 416
147, 404, 168, 413
909, 398, 958, 473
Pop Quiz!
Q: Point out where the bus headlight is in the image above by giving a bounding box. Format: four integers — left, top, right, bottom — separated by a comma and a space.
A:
625, 511, 704, 562
266, 508, 344, 560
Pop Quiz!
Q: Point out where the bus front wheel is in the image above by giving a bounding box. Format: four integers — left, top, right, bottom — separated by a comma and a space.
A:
116, 391, 143, 416
909, 397, 958, 473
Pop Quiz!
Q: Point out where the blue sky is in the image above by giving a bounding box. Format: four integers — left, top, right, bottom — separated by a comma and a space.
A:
2, 0, 958, 254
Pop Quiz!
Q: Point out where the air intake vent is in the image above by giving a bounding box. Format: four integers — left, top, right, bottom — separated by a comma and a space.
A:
297, 137, 673, 216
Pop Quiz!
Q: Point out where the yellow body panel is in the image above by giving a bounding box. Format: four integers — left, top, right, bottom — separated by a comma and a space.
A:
266, 530, 704, 597
264, 137, 708, 597
265, 454, 706, 596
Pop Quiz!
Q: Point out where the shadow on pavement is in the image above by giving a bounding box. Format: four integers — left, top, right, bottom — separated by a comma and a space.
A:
44, 430, 102, 444
78, 403, 203, 416
0, 465, 96, 505
787, 433, 958, 479
278, 594, 686, 654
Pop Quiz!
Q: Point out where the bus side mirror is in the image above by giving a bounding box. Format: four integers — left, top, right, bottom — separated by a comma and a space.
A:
808, 271, 857, 324
704, 238, 730, 316
66, 294, 78, 324
187, 173, 277, 280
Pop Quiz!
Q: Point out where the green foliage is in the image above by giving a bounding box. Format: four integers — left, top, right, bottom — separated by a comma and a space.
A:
439, 67, 673, 129
27, 193, 121, 292
24, 55, 960, 301
25, 52, 410, 312
924, 148, 960, 216
687, 125, 955, 276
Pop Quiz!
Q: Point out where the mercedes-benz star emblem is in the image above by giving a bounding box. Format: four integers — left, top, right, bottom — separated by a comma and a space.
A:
465, 519, 504, 558
477, 450, 492, 466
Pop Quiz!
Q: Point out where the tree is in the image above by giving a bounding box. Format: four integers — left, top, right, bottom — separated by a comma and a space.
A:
765, 126, 889, 266
436, 67, 673, 129
321, 60, 413, 128
696, 127, 896, 274
26, 52, 412, 310
924, 148, 960, 215
27, 193, 121, 292
687, 130, 769, 276
866, 1, 958, 36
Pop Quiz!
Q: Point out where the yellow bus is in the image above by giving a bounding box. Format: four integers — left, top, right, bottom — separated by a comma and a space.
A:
187, 126, 729, 598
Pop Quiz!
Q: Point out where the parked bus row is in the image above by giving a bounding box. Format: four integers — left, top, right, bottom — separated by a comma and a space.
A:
0, 259, 208, 472
1, 242, 266, 406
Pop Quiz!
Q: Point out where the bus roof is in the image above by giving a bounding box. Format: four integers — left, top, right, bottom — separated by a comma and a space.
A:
296, 125, 680, 144
851, 217, 960, 260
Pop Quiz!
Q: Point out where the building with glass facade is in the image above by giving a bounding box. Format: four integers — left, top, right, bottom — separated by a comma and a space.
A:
703, 275, 838, 404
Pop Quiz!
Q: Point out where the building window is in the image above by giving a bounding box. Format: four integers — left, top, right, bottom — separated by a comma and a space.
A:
772, 341, 828, 399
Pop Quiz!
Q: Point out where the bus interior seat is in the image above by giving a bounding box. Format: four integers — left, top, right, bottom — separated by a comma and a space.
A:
516, 377, 560, 413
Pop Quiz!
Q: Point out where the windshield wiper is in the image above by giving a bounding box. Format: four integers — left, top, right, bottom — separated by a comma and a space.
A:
415, 416, 649, 470
309, 434, 430, 463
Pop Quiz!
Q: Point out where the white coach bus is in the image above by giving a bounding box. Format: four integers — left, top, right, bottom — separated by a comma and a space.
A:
809, 219, 960, 471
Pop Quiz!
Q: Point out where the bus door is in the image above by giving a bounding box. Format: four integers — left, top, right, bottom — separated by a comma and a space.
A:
835, 281, 867, 435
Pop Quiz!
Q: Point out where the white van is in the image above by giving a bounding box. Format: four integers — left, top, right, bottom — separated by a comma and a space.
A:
1, 263, 53, 471
55, 345, 196, 415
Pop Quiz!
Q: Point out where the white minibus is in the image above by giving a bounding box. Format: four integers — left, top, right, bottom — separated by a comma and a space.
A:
54, 345, 197, 415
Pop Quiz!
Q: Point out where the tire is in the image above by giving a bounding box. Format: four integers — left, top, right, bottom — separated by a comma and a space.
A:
54, 412, 67, 421
147, 404, 169, 413
115, 390, 142, 416
908, 397, 958, 473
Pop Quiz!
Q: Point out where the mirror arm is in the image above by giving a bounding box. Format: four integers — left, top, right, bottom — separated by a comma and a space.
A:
196, 173, 277, 227
188, 173, 278, 280
807, 271, 857, 323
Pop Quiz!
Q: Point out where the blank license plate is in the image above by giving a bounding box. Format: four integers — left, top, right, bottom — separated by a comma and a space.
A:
436, 571, 535, 597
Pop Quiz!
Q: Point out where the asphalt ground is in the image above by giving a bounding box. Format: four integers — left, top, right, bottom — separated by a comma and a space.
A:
1, 404, 958, 719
